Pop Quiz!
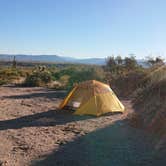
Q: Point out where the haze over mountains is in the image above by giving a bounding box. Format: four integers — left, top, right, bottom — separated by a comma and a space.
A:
0, 54, 106, 65
0, 54, 148, 66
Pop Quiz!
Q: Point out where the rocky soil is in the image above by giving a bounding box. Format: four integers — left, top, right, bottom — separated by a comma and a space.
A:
0, 86, 165, 166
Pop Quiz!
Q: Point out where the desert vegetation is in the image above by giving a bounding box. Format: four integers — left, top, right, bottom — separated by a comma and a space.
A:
0, 67, 27, 85
130, 65, 166, 152
0, 56, 165, 98
0, 61, 106, 90
0, 56, 165, 165
105, 56, 166, 151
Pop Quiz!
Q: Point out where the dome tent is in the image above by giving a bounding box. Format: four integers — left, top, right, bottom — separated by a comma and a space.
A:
59, 80, 125, 116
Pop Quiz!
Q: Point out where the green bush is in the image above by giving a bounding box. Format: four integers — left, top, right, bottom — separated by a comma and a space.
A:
67, 67, 105, 89
0, 68, 26, 85
24, 66, 52, 87
51, 65, 105, 89
0, 79, 7, 85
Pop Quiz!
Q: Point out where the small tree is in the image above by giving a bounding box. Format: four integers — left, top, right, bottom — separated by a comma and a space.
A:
147, 56, 165, 66
124, 56, 137, 70
116, 55, 123, 65
106, 56, 117, 72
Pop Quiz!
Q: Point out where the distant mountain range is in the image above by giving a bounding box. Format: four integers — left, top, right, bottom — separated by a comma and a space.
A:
0, 54, 147, 66
0, 54, 106, 65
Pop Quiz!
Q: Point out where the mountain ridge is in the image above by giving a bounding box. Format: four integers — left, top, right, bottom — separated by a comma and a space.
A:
0, 54, 106, 65
0, 54, 148, 66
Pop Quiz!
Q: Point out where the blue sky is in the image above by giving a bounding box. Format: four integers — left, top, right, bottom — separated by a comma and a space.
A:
0, 0, 166, 59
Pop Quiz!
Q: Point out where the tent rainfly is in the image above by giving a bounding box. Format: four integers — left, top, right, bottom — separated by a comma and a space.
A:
59, 80, 125, 116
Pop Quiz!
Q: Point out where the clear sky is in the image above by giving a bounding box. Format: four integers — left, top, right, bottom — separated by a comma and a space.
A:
0, 0, 166, 59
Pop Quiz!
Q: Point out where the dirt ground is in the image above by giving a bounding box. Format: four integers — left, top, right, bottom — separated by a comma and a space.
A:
0, 86, 165, 166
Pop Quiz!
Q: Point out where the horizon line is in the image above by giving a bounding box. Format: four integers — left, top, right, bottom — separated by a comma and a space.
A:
0, 53, 163, 60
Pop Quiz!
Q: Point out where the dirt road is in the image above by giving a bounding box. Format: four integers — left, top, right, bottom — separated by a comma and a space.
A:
0, 86, 164, 166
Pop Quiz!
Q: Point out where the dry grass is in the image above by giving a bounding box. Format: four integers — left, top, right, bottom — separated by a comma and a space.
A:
130, 65, 166, 150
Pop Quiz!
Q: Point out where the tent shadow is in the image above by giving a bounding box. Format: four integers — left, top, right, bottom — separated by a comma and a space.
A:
3, 90, 66, 100
0, 109, 93, 131
31, 120, 164, 166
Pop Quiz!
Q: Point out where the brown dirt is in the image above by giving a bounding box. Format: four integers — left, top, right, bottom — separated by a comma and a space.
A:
0, 86, 165, 166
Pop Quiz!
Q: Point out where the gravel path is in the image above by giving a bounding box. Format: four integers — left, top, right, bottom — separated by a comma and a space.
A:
0, 86, 164, 166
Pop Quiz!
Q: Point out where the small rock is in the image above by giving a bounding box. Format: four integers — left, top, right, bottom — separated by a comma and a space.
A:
0, 161, 3, 166
0, 160, 7, 166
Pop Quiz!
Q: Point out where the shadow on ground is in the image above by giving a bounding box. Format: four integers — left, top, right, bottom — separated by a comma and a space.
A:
0, 110, 93, 130
3, 90, 66, 100
31, 120, 165, 166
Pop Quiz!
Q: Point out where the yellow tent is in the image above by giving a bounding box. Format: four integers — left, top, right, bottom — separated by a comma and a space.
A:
59, 80, 125, 116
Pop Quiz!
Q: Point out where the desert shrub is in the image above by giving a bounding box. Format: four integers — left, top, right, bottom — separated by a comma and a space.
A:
51, 65, 105, 89
24, 66, 52, 87
133, 65, 166, 108
146, 56, 165, 67
59, 75, 70, 86
105, 55, 144, 96
106, 55, 139, 74
0, 68, 26, 85
67, 67, 105, 89
129, 65, 166, 150
0, 79, 7, 85
108, 68, 147, 97
106, 56, 117, 72
124, 56, 138, 70
52, 67, 76, 80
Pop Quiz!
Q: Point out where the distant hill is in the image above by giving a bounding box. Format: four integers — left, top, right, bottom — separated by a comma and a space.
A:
0, 54, 106, 65
0, 54, 148, 66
